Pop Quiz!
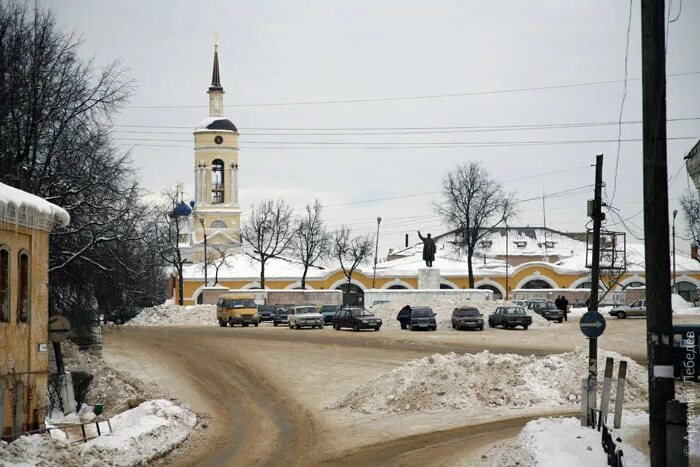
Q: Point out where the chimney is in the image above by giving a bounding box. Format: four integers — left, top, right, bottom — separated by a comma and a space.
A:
405, 233, 409, 248
692, 243, 698, 260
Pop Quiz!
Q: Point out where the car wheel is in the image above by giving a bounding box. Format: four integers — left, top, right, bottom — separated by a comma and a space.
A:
430, 326, 436, 331
400, 323, 406, 330
319, 324, 324, 329
295, 324, 301, 330
229, 319, 235, 327
254, 323, 259, 327
557, 318, 563, 323
451, 322, 455, 329
274, 322, 278, 327
333, 322, 340, 330
353, 323, 360, 332
374, 326, 380, 331
523, 325, 529, 330
488, 320, 494, 328
242, 323, 249, 327
219, 320, 226, 327
617, 311, 626, 319
478, 326, 484, 331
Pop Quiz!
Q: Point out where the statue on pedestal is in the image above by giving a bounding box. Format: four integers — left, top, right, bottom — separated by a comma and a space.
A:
417, 231, 436, 267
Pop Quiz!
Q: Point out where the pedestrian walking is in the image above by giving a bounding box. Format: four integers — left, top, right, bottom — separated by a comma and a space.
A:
561, 295, 569, 321
555, 295, 563, 311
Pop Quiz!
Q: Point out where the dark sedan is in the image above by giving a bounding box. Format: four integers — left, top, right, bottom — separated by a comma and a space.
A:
273, 306, 291, 327
332, 307, 382, 331
408, 306, 436, 331
451, 307, 484, 331
257, 304, 276, 322
320, 304, 341, 324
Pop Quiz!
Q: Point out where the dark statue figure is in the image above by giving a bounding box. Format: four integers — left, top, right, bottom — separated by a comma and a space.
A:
417, 231, 436, 267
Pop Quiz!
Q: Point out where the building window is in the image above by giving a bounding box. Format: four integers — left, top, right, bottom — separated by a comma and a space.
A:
477, 284, 503, 300
211, 220, 227, 229
623, 281, 645, 289
677, 281, 698, 303
514, 241, 527, 248
211, 159, 225, 204
521, 279, 552, 289
0, 247, 9, 322
17, 251, 30, 323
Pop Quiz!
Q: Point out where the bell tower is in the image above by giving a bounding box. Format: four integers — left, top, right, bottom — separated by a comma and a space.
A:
191, 42, 241, 257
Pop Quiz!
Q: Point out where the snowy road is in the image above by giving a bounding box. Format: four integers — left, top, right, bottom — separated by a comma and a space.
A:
103, 319, 691, 465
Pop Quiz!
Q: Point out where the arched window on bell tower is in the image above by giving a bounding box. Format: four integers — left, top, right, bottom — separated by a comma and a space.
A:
211, 159, 225, 204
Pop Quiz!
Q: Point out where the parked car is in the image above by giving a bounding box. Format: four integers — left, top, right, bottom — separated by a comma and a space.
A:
273, 306, 290, 327
609, 300, 647, 319
451, 307, 484, 331
320, 304, 341, 324
488, 306, 532, 330
332, 307, 382, 331
527, 301, 564, 322
396, 305, 413, 329
509, 300, 528, 307
106, 306, 141, 325
408, 306, 437, 331
288, 305, 324, 329
217, 293, 259, 327
523, 299, 547, 308
257, 304, 276, 322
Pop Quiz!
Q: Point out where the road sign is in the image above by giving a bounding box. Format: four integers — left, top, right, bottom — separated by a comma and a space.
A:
48, 315, 71, 343
580, 311, 606, 338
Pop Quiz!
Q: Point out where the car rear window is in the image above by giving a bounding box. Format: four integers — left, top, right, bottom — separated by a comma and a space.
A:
259, 305, 275, 311
412, 308, 433, 317
505, 308, 526, 315
321, 305, 340, 312
456, 308, 479, 317
350, 309, 372, 317
296, 307, 316, 315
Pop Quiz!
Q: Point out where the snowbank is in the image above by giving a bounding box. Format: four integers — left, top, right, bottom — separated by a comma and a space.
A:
329, 348, 646, 414
126, 304, 216, 326
0, 400, 196, 467
62, 341, 156, 416
475, 411, 649, 467
369, 299, 553, 330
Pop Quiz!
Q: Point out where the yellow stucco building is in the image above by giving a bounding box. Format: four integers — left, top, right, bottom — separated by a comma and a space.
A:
0, 182, 69, 438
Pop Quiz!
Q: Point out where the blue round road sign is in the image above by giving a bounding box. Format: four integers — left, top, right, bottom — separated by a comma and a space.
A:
579, 311, 606, 338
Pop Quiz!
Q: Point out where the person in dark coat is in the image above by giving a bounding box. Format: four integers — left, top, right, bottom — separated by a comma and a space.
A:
555, 295, 563, 311
561, 295, 569, 321
417, 231, 436, 267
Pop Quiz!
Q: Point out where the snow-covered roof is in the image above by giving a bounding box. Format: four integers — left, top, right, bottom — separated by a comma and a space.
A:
0, 182, 70, 230
194, 117, 238, 133
183, 254, 328, 281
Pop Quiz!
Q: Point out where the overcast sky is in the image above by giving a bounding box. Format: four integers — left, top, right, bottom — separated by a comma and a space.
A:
47, 0, 700, 257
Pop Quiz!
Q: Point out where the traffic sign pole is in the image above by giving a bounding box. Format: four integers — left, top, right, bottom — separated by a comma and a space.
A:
586, 154, 604, 426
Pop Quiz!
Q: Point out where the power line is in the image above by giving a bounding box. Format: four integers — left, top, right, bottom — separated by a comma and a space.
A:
122, 71, 700, 109
610, 0, 634, 206
112, 115, 700, 132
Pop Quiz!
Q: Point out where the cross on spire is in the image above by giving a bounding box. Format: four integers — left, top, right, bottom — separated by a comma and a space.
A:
209, 37, 222, 91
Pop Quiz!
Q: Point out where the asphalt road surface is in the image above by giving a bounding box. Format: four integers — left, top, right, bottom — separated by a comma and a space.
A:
104, 319, 676, 465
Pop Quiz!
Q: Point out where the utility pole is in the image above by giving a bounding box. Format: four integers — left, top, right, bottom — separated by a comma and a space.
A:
587, 153, 604, 426
641, 1, 675, 464
542, 190, 549, 262
673, 209, 677, 294
372, 217, 382, 288
505, 217, 509, 301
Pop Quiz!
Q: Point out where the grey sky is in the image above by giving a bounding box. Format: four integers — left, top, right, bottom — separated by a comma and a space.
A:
48, 0, 700, 256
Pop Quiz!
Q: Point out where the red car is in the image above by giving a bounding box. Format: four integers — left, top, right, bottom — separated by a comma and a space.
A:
332, 307, 382, 331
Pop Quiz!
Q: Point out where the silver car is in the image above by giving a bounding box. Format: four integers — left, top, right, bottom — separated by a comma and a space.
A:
609, 299, 647, 319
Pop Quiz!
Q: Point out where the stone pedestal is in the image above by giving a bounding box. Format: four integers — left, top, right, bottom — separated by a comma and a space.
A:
418, 268, 441, 289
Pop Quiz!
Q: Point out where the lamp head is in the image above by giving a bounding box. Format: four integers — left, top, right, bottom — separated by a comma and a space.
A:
377, 217, 382, 223
673, 209, 678, 218
199, 218, 205, 226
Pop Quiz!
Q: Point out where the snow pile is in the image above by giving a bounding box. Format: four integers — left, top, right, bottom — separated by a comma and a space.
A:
672, 294, 700, 314
80, 400, 197, 466
63, 341, 156, 416
369, 299, 552, 330
0, 181, 70, 226
475, 411, 648, 467
126, 304, 216, 326
329, 348, 646, 414
0, 400, 196, 467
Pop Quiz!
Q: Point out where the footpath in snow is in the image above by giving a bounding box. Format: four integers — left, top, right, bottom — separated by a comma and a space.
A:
126, 304, 216, 326
370, 298, 553, 330
0, 400, 196, 467
329, 347, 646, 415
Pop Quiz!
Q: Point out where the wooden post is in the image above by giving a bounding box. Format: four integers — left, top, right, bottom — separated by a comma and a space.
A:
600, 357, 614, 426
641, 0, 676, 464
614, 360, 628, 429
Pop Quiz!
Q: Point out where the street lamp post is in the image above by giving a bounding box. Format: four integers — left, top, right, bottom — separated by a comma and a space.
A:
372, 217, 382, 289
199, 218, 208, 287
505, 217, 509, 301
673, 209, 678, 294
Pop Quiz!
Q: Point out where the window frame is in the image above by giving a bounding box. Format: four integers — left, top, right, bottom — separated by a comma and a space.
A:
17, 249, 30, 324
0, 245, 9, 323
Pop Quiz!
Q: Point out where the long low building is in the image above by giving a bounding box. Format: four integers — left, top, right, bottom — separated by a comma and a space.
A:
175, 226, 700, 306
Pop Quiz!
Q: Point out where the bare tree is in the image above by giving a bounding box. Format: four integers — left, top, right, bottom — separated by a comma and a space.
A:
294, 200, 330, 289
207, 245, 234, 286
241, 199, 295, 288
681, 190, 700, 253
333, 226, 373, 302
152, 186, 190, 305
436, 162, 515, 288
